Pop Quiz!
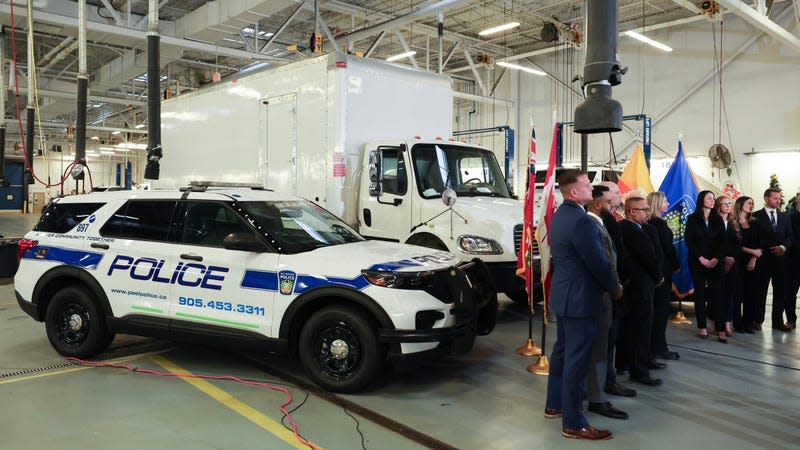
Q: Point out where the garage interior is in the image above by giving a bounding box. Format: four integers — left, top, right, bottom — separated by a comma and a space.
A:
2, 0, 800, 449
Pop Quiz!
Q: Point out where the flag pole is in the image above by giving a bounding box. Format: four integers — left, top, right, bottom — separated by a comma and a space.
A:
515, 284, 542, 356
528, 282, 549, 375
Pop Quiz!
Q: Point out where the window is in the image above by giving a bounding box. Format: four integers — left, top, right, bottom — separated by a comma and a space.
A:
181, 201, 256, 248
411, 144, 510, 198
100, 200, 177, 241
379, 149, 407, 196
34, 202, 104, 233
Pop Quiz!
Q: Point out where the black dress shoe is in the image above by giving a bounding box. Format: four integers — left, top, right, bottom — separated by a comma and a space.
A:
588, 402, 629, 420
604, 383, 637, 397
653, 351, 680, 360
773, 323, 791, 332
630, 375, 662, 386
647, 360, 667, 370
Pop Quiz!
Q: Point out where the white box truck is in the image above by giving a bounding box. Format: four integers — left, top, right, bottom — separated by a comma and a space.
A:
158, 53, 530, 302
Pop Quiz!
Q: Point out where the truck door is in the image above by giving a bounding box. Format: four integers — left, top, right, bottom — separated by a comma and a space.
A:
359, 146, 411, 241
262, 93, 297, 194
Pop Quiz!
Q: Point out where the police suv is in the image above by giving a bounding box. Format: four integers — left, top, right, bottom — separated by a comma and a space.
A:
14, 183, 496, 392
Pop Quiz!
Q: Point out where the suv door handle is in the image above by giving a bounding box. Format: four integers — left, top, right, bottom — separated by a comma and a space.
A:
180, 253, 203, 262
90, 243, 109, 250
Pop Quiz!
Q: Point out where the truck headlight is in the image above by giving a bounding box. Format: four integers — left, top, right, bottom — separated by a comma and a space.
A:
457, 235, 503, 255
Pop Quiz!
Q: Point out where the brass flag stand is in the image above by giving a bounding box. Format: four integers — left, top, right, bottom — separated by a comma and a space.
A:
528, 284, 549, 375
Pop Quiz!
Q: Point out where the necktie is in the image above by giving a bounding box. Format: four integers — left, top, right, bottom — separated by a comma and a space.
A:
770, 210, 777, 230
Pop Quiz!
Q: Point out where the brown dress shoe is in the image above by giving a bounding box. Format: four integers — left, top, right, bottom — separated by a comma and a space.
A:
544, 408, 562, 419
754, 323, 762, 331
785, 322, 796, 330
562, 426, 613, 440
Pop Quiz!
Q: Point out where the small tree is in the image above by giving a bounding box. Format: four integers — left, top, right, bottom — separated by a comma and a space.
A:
769, 173, 785, 209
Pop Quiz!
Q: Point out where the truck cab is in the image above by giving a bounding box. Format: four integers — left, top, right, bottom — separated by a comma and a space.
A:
359, 138, 530, 303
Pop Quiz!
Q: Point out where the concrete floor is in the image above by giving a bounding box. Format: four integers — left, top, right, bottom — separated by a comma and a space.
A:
3, 212, 800, 449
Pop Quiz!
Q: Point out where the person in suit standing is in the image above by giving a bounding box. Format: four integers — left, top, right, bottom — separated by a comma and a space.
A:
733, 196, 762, 333
544, 170, 622, 440
584, 185, 628, 420
715, 195, 742, 339
752, 188, 793, 331
685, 190, 726, 340
619, 196, 664, 386
598, 181, 637, 399
785, 190, 800, 329
646, 191, 681, 360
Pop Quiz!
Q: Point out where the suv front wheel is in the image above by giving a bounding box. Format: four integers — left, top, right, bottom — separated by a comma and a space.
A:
298, 305, 382, 393
45, 286, 114, 357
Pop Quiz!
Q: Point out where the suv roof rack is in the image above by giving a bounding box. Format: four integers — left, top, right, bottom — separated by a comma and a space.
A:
181, 180, 272, 192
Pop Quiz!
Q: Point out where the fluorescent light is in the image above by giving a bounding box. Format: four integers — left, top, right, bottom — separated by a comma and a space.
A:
99, 150, 115, 155
479, 22, 520, 36
496, 61, 546, 76
111, 130, 121, 135
98, 147, 116, 151
90, 136, 100, 141
116, 142, 148, 150
625, 30, 673, 52
386, 51, 417, 62
135, 124, 146, 129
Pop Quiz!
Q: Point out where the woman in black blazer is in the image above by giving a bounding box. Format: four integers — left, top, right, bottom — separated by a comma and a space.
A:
733, 196, 762, 333
685, 190, 726, 341
715, 196, 742, 340
647, 191, 680, 358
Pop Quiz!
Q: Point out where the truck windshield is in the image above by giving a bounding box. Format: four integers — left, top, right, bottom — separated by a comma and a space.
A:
411, 144, 510, 199
239, 200, 364, 254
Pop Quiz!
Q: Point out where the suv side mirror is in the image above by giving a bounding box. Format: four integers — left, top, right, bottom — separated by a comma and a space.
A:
368, 150, 382, 197
224, 232, 267, 252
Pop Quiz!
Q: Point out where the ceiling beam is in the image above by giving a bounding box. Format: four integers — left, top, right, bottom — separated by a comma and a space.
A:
668, 0, 705, 14
714, 0, 800, 52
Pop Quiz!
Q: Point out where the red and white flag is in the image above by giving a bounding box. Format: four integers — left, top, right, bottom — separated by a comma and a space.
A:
515, 118, 537, 303
534, 123, 559, 323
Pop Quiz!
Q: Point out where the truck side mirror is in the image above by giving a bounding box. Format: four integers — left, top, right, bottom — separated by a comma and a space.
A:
368, 150, 382, 196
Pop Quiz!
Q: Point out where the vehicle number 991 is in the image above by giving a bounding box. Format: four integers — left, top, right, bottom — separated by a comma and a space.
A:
178, 297, 265, 316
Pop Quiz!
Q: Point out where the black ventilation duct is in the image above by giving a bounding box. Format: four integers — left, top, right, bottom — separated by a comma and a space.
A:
540, 23, 559, 42
574, 0, 626, 134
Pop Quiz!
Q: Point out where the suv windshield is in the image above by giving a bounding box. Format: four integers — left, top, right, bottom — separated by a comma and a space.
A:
238, 200, 363, 254
411, 144, 510, 199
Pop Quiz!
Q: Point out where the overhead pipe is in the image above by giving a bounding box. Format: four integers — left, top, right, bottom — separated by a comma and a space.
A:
144, 0, 161, 180
0, 30, 6, 187
23, 0, 35, 209
437, 11, 444, 74
73, 0, 87, 182
574, 0, 626, 134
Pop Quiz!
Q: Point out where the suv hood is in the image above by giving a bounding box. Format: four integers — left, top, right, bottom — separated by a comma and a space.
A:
281, 240, 461, 276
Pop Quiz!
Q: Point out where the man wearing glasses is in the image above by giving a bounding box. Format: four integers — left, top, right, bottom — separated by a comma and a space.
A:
619, 196, 664, 386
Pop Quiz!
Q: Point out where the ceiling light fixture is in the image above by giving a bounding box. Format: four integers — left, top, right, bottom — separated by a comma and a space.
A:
479, 22, 520, 36
624, 30, 673, 52
496, 61, 546, 76
111, 130, 121, 135
135, 124, 146, 129
386, 51, 417, 62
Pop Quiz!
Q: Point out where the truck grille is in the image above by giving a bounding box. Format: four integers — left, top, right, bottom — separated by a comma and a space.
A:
514, 224, 539, 257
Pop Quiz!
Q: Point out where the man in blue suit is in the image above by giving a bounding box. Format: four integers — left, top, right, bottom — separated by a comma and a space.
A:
544, 170, 623, 440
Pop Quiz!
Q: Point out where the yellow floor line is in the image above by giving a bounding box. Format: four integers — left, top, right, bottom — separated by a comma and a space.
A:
0, 350, 170, 385
149, 354, 321, 450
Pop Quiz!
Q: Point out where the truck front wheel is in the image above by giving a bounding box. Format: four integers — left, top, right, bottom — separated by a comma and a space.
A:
298, 305, 382, 393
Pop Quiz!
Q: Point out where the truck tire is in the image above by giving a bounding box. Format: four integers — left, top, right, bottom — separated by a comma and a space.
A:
407, 234, 448, 251
44, 285, 113, 358
298, 305, 382, 393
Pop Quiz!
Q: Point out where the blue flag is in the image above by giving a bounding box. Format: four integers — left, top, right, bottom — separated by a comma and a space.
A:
658, 142, 699, 294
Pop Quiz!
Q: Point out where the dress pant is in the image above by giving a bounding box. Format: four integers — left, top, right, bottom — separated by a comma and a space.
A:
718, 263, 739, 328
690, 264, 722, 329
546, 315, 597, 430
605, 312, 622, 389
755, 254, 788, 326
587, 296, 612, 403
786, 257, 800, 324
651, 274, 672, 355
625, 277, 655, 379
739, 259, 758, 328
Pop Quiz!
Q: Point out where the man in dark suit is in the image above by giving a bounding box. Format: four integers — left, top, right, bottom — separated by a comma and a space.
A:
598, 182, 637, 399
619, 196, 664, 386
752, 188, 793, 331
785, 191, 800, 328
584, 185, 628, 420
544, 170, 622, 440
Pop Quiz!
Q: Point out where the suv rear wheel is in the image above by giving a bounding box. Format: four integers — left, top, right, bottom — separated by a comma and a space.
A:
298, 305, 381, 393
45, 286, 114, 357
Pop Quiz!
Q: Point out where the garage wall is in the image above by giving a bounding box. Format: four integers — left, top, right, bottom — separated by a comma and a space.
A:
471, 11, 800, 200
